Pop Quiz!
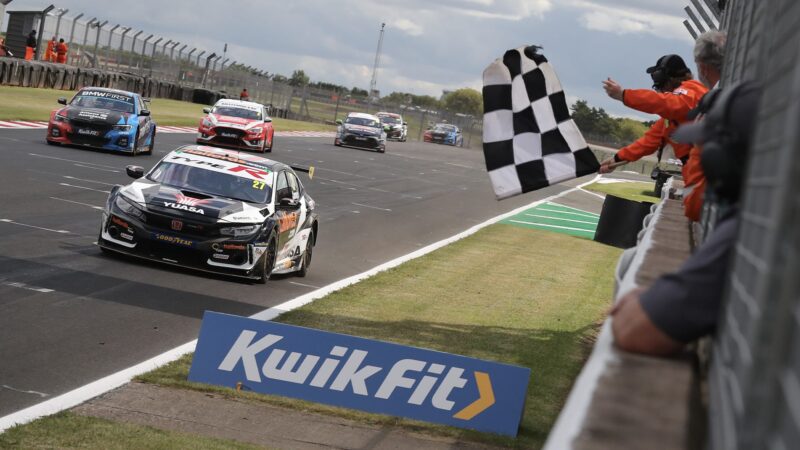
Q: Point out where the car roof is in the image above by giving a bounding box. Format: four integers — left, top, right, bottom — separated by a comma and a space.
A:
170, 145, 285, 172
346, 112, 380, 120
77, 87, 139, 97
376, 112, 401, 118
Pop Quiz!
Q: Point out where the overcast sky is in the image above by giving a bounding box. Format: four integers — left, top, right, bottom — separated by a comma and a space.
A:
5, 0, 714, 119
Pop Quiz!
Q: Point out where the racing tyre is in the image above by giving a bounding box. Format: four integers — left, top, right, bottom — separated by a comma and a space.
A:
146, 128, 156, 155
297, 230, 314, 278
130, 129, 139, 156
334, 138, 342, 147
265, 134, 273, 153
378, 144, 386, 153
255, 233, 278, 284
46, 139, 60, 146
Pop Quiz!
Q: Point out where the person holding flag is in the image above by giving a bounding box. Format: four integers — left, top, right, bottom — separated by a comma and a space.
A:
599, 55, 707, 181
44, 36, 57, 62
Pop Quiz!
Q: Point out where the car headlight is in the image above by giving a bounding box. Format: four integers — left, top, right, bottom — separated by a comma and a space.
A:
202, 119, 213, 127
220, 224, 261, 237
55, 113, 69, 123
248, 127, 263, 134
114, 195, 146, 220
113, 124, 132, 132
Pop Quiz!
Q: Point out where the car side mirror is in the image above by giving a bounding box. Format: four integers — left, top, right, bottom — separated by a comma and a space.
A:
279, 197, 299, 208
264, 117, 272, 123
403, 122, 407, 126
335, 119, 343, 125
203, 107, 211, 114
139, 110, 151, 117
57, 97, 67, 105
126, 165, 144, 179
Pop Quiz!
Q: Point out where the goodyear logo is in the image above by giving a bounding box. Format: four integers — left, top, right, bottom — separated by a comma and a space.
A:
189, 312, 530, 436
152, 233, 194, 247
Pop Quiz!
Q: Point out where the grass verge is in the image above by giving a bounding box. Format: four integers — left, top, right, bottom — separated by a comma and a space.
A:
4, 225, 620, 448
583, 181, 660, 203
0, 412, 263, 449
138, 225, 620, 448
0, 86, 334, 131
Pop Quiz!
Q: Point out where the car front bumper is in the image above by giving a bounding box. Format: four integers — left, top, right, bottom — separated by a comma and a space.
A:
47, 121, 137, 152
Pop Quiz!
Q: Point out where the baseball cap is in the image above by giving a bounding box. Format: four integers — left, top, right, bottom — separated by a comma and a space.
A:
672, 81, 761, 146
646, 54, 690, 77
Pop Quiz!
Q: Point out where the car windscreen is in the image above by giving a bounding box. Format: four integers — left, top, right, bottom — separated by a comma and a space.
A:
213, 106, 262, 120
71, 91, 136, 114
379, 116, 401, 124
434, 125, 456, 132
147, 162, 272, 204
345, 117, 381, 128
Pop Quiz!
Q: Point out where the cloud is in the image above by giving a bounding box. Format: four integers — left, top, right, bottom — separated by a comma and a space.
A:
569, 1, 692, 42
391, 18, 424, 37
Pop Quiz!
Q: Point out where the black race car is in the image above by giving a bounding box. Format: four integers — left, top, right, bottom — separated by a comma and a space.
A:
98, 145, 318, 282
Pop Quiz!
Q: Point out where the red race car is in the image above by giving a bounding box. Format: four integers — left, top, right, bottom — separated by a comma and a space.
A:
197, 99, 274, 152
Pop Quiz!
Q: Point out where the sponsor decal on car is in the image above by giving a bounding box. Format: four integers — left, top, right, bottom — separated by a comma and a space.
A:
153, 233, 195, 247
77, 110, 110, 121
171, 219, 183, 231
278, 212, 299, 233
77, 128, 101, 136
181, 148, 272, 171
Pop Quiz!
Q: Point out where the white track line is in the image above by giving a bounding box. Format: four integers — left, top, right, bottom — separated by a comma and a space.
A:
0, 219, 70, 234
2, 282, 55, 294
546, 202, 601, 216
0, 175, 600, 433
521, 214, 599, 225
351, 202, 392, 212
63, 176, 116, 186
59, 183, 110, 194
535, 208, 600, 219
49, 197, 104, 211
508, 220, 595, 233
29, 153, 119, 170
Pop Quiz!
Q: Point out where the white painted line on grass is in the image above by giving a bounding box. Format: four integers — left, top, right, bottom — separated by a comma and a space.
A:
546, 202, 601, 216
49, 197, 104, 211
0, 219, 70, 234
535, 208, 600, 219
577, 188, 606, 200
59, 183, 110, 194
521, 214, 599, 225
0, 175, 600, 433
2, 282, 55, 294
508, 220, 595, 233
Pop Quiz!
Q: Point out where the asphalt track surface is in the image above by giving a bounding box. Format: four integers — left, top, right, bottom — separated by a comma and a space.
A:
0, 129, 581, 417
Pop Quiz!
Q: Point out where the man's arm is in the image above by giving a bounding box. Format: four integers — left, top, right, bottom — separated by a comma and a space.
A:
611, 288, 684, 355
623, 88, 698, 122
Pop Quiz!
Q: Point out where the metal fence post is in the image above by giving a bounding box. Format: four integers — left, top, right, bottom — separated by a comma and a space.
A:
139, 34, 152, 75
53, 8, 69, 42
91, 20, 107, 68
149, 37, 162, 79
81, 18, 97, 67
104, 24, 119, 69
129, 30, 142, 72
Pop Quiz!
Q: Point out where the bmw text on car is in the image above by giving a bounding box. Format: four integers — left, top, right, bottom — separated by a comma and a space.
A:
46, 87, 157, 155
197, 99, 275, 153
98, 145, 318, 282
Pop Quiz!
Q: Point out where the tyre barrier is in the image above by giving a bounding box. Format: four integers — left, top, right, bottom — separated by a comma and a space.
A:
0, 57, 227, 105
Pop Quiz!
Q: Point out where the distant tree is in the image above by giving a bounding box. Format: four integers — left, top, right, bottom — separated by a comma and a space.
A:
289, 69, 310, 87
350, 87, 369, 97
409, 94, 441, 110
571, 99, 646, 145
442, 88, 482, 115
382, 91, 412, 105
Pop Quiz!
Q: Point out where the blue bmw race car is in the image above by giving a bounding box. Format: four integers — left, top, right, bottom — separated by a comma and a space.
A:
46, 87, 157, 155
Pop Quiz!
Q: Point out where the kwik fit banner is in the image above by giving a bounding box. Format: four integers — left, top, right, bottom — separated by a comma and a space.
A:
189, 312, 531, 436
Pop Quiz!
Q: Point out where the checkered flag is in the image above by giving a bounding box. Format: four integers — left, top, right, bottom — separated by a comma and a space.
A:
483, 46, 599, 200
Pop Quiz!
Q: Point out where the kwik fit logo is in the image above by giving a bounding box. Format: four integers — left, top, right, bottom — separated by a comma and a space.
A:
189, 312, 530, 436
219, 330, 495, 420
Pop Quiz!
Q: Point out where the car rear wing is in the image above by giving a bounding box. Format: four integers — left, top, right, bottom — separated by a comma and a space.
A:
291, 165, 315, 180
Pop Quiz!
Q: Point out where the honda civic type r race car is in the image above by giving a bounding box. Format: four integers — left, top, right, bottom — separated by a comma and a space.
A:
197, 99, 274, 153
46, 87, 157, 155
334, 112, 387, 152
98, 145, 318, 282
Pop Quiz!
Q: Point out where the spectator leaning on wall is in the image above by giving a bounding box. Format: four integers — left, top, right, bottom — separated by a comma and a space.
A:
610, 81, 762, 356
683, 31, 728, 222
599, 55, 708, 182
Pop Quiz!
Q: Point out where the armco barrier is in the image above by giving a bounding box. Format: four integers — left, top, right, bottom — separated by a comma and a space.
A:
0, 57, 226, 105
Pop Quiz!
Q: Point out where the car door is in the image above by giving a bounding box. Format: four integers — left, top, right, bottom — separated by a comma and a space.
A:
274, 171, 301, 260
135, 96, 150, 144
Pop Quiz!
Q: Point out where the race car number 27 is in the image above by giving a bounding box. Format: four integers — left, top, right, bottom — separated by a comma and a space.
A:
252, 180, 267, 190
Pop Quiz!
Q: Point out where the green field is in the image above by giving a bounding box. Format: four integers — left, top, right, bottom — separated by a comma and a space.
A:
0, 85, 334, 131
583, 180, 660, 203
